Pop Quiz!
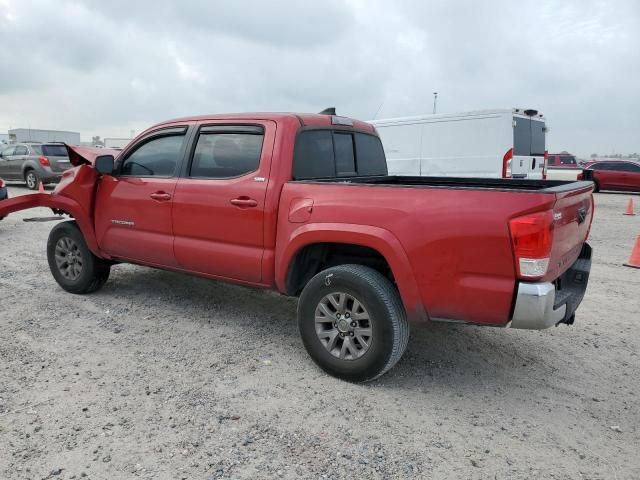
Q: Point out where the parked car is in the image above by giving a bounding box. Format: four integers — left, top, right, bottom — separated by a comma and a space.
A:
0, 111, 594, 382
546, 152, 583, 181
370, 108, 547, 179
0, 143, 72, 190
0, 178, 7, 219
547, 152, 577, 167
579, 160, 640, 192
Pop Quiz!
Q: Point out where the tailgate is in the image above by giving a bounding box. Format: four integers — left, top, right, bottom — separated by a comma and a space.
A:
50, 156, 72, 173
546, 184, 594, 281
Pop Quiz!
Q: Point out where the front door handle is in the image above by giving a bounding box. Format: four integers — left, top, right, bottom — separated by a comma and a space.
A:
150, 191, 172, 201
230, 197, 258, 208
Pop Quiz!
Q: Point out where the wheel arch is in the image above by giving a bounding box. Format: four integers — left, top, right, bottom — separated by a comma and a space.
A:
277, 223, 427, 322
22, 162, 36, 178
0, 193, 103, 258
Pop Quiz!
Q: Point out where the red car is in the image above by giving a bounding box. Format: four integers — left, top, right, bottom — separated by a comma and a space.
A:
580, 160, 640, 192
0, 111, 594, 382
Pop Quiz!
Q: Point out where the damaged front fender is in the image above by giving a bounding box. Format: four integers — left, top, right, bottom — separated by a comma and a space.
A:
0, 164, 107, 259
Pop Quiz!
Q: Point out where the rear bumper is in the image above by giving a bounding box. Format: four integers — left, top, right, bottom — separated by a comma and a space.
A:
510, 243, 592, 329
40, 171, 63, 183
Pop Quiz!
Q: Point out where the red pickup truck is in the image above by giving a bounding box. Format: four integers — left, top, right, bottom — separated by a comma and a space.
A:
0, 111, 594, 382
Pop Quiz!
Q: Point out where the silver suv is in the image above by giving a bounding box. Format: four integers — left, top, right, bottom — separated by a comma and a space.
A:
0, 143, 72, 189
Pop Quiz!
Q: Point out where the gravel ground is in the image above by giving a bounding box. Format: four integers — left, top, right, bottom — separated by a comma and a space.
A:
0, 185, 639, 480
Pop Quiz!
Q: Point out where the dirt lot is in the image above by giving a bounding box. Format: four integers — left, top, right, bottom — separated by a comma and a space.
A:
0, 185, 638, 480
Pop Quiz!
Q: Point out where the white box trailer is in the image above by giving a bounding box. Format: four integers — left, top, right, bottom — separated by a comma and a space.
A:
369, 108, 546, 179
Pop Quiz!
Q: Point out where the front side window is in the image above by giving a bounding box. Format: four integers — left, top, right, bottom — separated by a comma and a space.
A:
120, 134, 185, 177
1, 146, 15, 156
190, 129, 264, 178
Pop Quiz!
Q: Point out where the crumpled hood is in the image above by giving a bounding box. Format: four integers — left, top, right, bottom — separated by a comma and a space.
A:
65, 144, 121, 167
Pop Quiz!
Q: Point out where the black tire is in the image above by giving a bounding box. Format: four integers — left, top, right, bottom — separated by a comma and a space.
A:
25, 169, 39, 190
298, 264, 409, 382
47, 221, 111, 294
593, 180, 600, 193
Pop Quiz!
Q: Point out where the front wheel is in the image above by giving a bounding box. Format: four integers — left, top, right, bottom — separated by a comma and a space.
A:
298, 264, 409, 382
47, 221, 111, 294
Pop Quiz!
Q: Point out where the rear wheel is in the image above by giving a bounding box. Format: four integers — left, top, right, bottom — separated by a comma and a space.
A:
25, 169, 39, 190
298, 264, 409, 382
47, 221, 111, 294
593, 180, 600, 193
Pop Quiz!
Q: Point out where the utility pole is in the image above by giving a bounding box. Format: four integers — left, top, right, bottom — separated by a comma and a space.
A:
432, 92, 438, 114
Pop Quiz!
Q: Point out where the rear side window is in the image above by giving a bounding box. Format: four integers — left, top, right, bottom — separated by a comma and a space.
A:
293, 130, 387, 180
120, 134, 185, 177
42, 145, 68, 157
622, 163, 640, 172
190, 129, 264, 178
609, 162, 640, 172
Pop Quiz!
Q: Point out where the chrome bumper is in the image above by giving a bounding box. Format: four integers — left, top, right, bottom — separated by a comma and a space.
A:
510, 282, 566, 329
510, 243, 592, 330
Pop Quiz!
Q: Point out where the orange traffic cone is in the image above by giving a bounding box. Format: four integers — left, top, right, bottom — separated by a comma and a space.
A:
38, 181, 45, 193
623, 198, 635, 216
624, 235, 640, 269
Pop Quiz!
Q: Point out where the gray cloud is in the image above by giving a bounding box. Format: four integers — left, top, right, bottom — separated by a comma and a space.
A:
0, 0, 638, 156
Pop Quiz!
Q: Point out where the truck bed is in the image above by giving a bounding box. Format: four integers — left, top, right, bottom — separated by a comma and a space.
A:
297, 175, 594, 193
280, 174, 593, 325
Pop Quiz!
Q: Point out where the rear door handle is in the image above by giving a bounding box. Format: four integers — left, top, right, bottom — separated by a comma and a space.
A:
150, 191, 172, 201
230, 197, 258, 208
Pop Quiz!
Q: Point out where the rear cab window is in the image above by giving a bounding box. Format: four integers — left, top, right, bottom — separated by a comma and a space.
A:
293, 129, 387, 180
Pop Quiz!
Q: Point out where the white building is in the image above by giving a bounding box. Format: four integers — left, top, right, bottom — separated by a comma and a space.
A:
8, 128, 81, 145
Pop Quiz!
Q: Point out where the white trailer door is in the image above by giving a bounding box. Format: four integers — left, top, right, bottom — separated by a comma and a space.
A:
513, 115, 546, 179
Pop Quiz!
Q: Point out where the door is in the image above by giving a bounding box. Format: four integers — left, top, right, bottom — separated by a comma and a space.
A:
613, 162, 640, 190
172, 121, 275, 283
513, 115, 545, 179
0, 146, 17, 179
94, 127, 189, 267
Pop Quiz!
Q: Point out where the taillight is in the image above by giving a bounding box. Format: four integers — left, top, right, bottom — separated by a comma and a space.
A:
509, 210, 554, 279
577, 172, 584, 180
502, 148, 513, 178
542, 150, 548, 180
0, 178, 5, 188
39, 156, 50, 166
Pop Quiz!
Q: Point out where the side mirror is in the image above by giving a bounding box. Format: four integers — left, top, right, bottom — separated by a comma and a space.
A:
95, 155, 115, 175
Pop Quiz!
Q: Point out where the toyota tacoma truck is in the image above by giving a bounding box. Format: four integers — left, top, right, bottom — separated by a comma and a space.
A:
0, 111, 594, 382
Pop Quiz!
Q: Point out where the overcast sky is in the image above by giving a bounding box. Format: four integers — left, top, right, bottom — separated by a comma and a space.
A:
1, 0, 638, 156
